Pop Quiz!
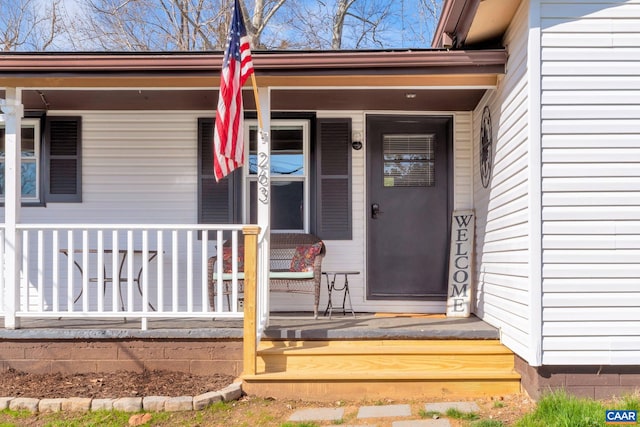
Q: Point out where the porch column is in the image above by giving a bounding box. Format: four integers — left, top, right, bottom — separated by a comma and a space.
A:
0, 88, 23, 329
242, 225, 260, 376
256, 86, 270, 315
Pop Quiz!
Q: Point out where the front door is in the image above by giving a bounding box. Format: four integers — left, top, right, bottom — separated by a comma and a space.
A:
366, 115, 451, 299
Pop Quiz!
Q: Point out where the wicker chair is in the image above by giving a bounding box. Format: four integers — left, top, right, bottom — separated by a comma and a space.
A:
208, 233, 326, 318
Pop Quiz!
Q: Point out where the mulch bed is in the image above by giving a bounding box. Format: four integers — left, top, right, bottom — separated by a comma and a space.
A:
0, 369, 235, 399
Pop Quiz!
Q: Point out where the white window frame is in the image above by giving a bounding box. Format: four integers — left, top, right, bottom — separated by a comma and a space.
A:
242, 119, 310, 232
0, 118, 41, 202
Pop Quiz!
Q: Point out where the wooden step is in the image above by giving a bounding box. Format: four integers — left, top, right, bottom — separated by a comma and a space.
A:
245, 370, 521, 381
258, 339, 514, 354
242, 377, 521, 401
257, 339, 516, 373
242, 339, 521, 400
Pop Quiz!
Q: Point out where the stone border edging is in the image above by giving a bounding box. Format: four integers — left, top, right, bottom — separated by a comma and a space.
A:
0, 381, 243, 413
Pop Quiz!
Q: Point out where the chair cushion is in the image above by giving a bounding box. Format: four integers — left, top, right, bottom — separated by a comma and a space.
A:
223, 247, 244, 273
271, 271, 315, 279
289, 242, 323, 272
212, 271, 314, 281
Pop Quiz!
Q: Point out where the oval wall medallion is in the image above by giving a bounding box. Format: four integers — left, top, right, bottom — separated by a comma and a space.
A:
480, 106, 493, 188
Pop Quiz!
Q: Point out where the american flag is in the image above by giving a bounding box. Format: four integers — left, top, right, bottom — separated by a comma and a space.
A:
214, 0, 255, 181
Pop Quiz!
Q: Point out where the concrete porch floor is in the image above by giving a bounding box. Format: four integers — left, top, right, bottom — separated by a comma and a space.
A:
0, 313, 499, 340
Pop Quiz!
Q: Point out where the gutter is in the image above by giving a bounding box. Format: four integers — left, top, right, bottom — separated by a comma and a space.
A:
0, 49, 506, 75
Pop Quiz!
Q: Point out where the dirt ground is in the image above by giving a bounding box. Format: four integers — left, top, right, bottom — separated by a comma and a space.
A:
0, 369, 536, 426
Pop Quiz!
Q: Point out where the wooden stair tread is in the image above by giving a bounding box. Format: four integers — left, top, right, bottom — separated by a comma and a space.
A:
244, 371, 521, 381
258, 353, 516, 370
258, 341, 513, 356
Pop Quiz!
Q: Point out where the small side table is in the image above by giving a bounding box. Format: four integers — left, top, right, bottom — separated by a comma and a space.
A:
323, 271, 358, 318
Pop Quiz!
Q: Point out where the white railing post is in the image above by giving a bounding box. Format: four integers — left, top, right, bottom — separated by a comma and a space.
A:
141, 229, 149, 330
157, 230, 164, 313
1, 88, 23, 329
0, 229, 5, 314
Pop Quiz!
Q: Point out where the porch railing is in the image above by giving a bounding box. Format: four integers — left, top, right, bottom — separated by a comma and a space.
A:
2, 224, 254, 331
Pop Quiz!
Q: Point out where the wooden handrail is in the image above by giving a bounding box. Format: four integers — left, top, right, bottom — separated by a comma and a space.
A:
242, 225, 260, 376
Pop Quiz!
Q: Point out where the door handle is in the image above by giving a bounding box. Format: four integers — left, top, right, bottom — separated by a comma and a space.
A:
371, 203, 383, 219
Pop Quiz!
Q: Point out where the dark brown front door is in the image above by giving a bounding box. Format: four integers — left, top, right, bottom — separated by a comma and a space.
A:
366, 115, 451, 299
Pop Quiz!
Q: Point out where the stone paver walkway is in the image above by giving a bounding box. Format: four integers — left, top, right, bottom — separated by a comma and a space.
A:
288, 401, 482, 426
357, 404, 412, 418
289, 407, 345, 421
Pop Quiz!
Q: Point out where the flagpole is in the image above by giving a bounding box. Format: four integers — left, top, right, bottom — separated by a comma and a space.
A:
250, 73, 264, 130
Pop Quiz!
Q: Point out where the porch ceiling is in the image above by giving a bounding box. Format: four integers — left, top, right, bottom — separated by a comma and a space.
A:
14, 87, 487, 111
0, 50, 504, 112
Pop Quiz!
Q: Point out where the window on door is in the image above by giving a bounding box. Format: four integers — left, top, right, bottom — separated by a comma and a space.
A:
383, 133, 436, 187
243, 120, 310, 232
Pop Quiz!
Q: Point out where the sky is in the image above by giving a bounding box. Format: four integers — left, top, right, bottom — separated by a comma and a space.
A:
26, 0, 442, 51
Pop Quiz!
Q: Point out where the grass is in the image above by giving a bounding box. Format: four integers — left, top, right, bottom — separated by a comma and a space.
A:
0, 409, 32, 420
279, 423, 319, 427
516, 390, 640, 427
445, 407, 480, 421
418, 409, 442, 418
471, 420, 505, 427
2, 391, 640, 427
619, 394, 640, 412
37, 410, 138, 427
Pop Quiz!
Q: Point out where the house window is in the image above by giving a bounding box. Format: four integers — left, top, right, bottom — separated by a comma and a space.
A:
198, 116, 352, 240
0, 119, 41, 202
0, 115, 82, 205
244, 120, 310, 232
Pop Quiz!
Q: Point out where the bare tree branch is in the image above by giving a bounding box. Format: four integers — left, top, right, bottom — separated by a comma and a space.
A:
1, 0, 444, 52
170, 0, 215, 49
331, 0, 355, 49
246, 0, 287, 48
0, 0, 68, 51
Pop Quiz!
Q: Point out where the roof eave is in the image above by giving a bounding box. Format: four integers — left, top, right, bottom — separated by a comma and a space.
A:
0, 49, 506, 75
431, 0, 481, 49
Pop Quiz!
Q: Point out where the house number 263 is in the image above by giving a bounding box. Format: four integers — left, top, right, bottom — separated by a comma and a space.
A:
257, 152, 269, 205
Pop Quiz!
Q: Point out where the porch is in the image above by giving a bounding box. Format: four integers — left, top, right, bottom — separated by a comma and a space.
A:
0, 223, 520, 399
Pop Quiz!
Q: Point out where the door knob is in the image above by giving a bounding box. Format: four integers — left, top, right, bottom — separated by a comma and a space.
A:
371, 203, 383, 219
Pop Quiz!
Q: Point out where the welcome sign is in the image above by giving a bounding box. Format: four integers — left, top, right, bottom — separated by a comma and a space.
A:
446, 210, 475, 317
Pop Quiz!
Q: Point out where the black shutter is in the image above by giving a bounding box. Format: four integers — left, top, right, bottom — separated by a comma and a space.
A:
198, 118, 238, 224
45, 116, 81, 202
315, 118, 352, 240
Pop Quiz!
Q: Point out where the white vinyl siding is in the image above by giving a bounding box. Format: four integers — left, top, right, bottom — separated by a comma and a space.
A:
454, 112, 473, 210
473, 0, 532, 360
540, 0, 640, 365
